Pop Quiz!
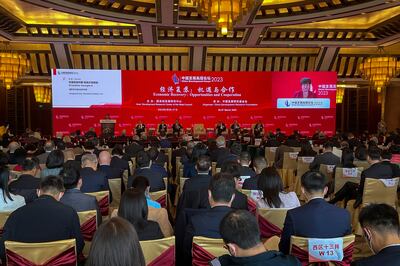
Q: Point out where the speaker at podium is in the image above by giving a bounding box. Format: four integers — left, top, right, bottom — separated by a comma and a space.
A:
100, 119, 116, 138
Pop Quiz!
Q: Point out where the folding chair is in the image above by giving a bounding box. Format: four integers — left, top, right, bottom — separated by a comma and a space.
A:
86, 190, 110, 218
279, 152, 298, 188
108, 178, 122, 208
77, 210, 97, 257
192, 236, 228, 266
264, 147, 277, 167
140, 236, 175, 266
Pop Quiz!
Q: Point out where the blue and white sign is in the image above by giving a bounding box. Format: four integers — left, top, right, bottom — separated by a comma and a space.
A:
308, 238, 344, 262
277, 98, 331, 109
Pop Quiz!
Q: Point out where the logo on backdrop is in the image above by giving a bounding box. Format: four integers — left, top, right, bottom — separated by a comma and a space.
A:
250, 116, 264, 120
321, 115, 334, 120
172, 74, 180, 85
273, 115, 287, 120
55, 115, 70, 120
285, 123, 299, 128
297, 116, 311, 120
80, 115, 95, 120
68, 123, 82, 128
309, 123, 323, 128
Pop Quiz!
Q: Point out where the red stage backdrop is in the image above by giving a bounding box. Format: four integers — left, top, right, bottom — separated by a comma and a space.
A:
52, 70, 337, 136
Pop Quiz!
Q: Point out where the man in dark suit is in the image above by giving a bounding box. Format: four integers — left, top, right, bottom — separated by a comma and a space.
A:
36, 140, 55, 164
220, 161, 248, 210
98, 151, 122, 179
279, 171, 352, 254
127, 151, 165, 192
9, 159, 40, 203
172, 119, 183, 137
60, 166, 101, 224
122, 140, 143, 161
217, 142, 242, 168
135, 120, 146, 137
309, 141, 340, 170
158, 120, 168, 135
210, 136, 230, 163
215, 121, 227, 136
182, 172, 236, 264
111, 145, 130, 174
242, 156, 268, 190
239, 151, 256, 178
0, 175, 84, 259
80, 154, 109, 193
352, 204, 400, 266
217, 210, 300, 266
147, 147, 168, 179
330, 147, 399, 208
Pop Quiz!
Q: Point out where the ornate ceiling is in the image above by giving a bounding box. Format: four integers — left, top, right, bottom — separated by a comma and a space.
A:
0, 0, 399, 83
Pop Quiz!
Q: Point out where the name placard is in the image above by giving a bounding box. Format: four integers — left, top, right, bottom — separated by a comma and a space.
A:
289, 152, 299, 159
308, 238, 343, 262
326, 165, 335, 173
301, 157, 314, 163
380, 178, 399, 187
342, 168, 358, 178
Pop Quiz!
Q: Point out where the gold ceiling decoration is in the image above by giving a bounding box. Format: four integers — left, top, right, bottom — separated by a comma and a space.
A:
336, 86, 344, 104
34, 86, 51, 104
0, 44, 30, 90
187, 0, 256, 35
359, 48, 400, 93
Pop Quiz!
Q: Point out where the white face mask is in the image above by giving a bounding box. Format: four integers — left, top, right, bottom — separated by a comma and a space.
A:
364, 230, 376, 255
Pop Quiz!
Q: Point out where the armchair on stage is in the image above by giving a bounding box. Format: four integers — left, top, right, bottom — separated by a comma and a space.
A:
193, 124, 206, 137
100, 119, 116, 138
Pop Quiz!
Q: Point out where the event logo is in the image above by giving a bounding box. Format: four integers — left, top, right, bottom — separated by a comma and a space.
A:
321, 115, 334, 120
172, 74, 180, 85
308, 123, 322, 128
55, 115, 70, 120
273, 115, 287, 120
118, 123, 132, 127
285, 100, 290, 107
285, 123, 299, 128
299, 130, 310, 135
203, 115, 216, 120
68, 123, 82, 128
297, 116, 311, 120
264, 123, 275, 127
80, 115, 95, 120
179, 115, 192, 120
130, 115, 144, 119
250, 116, 263, 120
155, 116, 169, 120
227, 115, 239, 120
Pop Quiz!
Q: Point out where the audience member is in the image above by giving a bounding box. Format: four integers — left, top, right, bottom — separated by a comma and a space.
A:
279, 171, 351, 254
9, 159, 40, 203
63, 149, 81, 172
60, 166, 101, 224
217, 210, 300, 266
0, 175, 84, 258
36, 140, 55, 164
6, 142, 20, 164
354, 145, 368, 161
220, 161, 249, 210
40, 150, 64, 178
147, 147, 168, 178
242, 156, 267, 190
239, 151, 256, 178
297, 140, 317, 157
217, 142, 242, 167
80, 154, 109, 193
183, 172, 236, 264
255, 167, 300, 209
183, 142, 208, 177
274, 141, 294, 169
117, 188, 163, 241
110, 145, 130, 174
309, 141, 340, 170
0, 166, 25, 211
127, 151, 165, 192
210, 136, 230, 162
352, 204, 400, 266
86, 217, 145, 266
98, 150, 122, 179
330, 147, 398, 208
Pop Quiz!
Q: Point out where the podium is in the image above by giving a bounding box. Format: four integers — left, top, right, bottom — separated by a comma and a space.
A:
100, 119, 116, 138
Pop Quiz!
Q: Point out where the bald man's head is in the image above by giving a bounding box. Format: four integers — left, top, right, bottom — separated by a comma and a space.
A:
98, 151, 111, 166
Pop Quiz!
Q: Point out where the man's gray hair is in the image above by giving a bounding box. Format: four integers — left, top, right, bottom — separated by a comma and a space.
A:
81, 154, 98, 167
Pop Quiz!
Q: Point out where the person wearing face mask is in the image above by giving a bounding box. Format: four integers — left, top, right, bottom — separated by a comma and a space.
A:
0, 175, 84, 260
352, 204, 400, 266
214, 210, 300, 266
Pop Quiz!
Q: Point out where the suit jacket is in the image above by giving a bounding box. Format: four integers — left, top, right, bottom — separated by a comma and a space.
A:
0, 195, 84, 258
351, 245, 400, 266
210, 147, 230, 163
355, 162, 399, 205
110, 156, 130, 174
128, 168, 165, 192
183, 206, 233, 264
279, 198, 352, 254
9, 174, 40, 203
36, 152, 50, 164
60, 189, 101, 225
80, 167, 109, 193
239, 166, 256, 178
274, 145, 294, 169
63, 160, 81, 172
98, 165, 122, 179
309, 151, 341, 170
242, 174, 260, 190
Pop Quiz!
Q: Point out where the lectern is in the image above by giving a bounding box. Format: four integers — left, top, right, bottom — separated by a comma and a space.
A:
100, 119, 116, 138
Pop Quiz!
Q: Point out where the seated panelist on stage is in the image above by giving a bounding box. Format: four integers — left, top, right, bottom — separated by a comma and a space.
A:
135, 120, 146, 136
293, 77, 317, 98
215, 121, 227, 136
230, 120, 241, 135
253, 120, 264, 138
172, 119, 183, 136
158, 120, 168, 135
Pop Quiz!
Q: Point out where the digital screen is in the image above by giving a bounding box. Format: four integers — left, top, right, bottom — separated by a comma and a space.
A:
52, 70, 337, 136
